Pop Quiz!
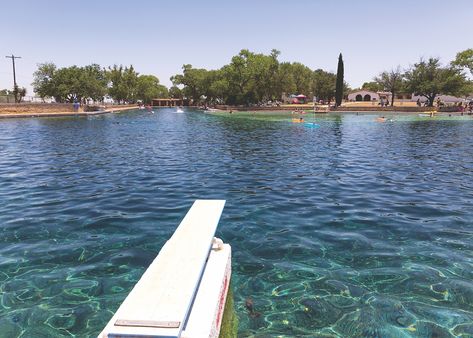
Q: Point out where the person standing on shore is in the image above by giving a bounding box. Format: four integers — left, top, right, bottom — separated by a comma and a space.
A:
73, 101, 80, 112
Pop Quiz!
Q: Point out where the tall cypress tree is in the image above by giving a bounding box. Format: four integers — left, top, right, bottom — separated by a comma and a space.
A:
335, 53, 344, 107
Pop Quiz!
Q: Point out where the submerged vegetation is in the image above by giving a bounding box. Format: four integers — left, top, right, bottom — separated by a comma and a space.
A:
219, 285, 238, 338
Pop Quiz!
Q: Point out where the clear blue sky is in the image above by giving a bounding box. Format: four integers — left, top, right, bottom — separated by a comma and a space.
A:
1, 0, 472, 94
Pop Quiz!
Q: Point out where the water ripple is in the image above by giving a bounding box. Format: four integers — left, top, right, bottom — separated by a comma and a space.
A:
1, 110, 473, 336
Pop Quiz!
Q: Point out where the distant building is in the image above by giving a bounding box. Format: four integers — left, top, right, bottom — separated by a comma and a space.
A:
347, 90, 466, 104
348, 90, 467, 104
347, 90, 413, 102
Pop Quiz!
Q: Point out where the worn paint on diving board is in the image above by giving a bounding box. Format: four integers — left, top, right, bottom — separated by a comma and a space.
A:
99, 199, 226, 338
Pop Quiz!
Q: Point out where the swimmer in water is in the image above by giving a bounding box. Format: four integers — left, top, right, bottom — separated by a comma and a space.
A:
376, 116, 386, 123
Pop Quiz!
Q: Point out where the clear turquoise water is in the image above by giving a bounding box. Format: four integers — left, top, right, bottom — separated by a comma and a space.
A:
1, 109, 473, 337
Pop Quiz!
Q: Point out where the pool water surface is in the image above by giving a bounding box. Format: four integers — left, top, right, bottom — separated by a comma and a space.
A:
1, 109, 473, 337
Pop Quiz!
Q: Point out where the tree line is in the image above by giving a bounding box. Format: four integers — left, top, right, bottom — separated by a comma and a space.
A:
32, 63, 168, 104
29, 48, 472, 107
170, 48, 472, 107
360, 49, 473, 107
169, 49, 349, 106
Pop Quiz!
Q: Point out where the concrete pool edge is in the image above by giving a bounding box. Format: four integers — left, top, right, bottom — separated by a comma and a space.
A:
0, 105, 138, 119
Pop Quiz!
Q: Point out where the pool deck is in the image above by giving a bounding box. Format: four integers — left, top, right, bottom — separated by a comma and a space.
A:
0, 105, 138, 119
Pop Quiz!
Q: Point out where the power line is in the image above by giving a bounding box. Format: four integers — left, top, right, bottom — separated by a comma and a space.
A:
5, 54, 22, 103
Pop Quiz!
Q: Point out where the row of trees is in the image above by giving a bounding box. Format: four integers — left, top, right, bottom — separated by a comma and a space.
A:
361, 49, 473, 106
29, 48, 472, 107
32, 63, 168, 104
0, 88, 27, 103
170, 49, 349, 105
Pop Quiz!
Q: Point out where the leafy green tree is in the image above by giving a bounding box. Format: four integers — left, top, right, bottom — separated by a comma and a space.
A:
335, 53, 344, 106
221, 50, 253, 105
289, 62, 313, 97
247, 49, 281, 102
33, 62, 163, 104
33, 63, 107, 103
169, 86, 183, 98
361, 81, 382, 92
266, 49, 282, 101
13, 86, 27, 103
374, 66, 404, 106
107, 65, 127, 104
404, 57, 469, 106
169, 48, 351, 106
221, 49, 290, 104
171, 64, 208, 103
201, 69, 227, 104
107, 65, 140, 103
275, 62, 296, 99
313, 69, 336, 103
122, 65, 139, 103
32, 62, 57, 101
452, 49, 473, 76
53, 66, 85, 102
136, 75, 168, 103
208, 78, 230, 104
81, 64, 108, 102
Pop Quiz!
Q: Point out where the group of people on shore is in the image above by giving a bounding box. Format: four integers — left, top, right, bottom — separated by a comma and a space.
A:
414, 98, 473, 113
379, 98, 390, 107
456, 101, 473, 113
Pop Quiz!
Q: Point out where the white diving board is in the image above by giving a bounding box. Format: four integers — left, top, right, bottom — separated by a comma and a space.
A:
99, 200, 226, 338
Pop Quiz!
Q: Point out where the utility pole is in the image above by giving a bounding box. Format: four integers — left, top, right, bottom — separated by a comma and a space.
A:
5, 54, 22, 103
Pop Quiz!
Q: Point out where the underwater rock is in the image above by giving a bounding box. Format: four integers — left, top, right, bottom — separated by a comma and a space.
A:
333, 307, 412, 338
414, 320, 455, 338
18, 325, 65, 338
45, 312, 76, 330
444, 279, 473, 310
325, 295, 358, 309
0, 318, 21, 337
366, 296, 415, 327
405, 300, 473, 330
109, 248, 155, 268
237, 261, 267, 274
325, 279, 349, 295
453, 323, 473, 337
245, 298, 261, 318
271, 282, 306, 297
297, 297, 342, 329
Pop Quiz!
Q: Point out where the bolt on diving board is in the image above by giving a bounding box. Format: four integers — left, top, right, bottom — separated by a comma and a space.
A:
99, 199, 230, 338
